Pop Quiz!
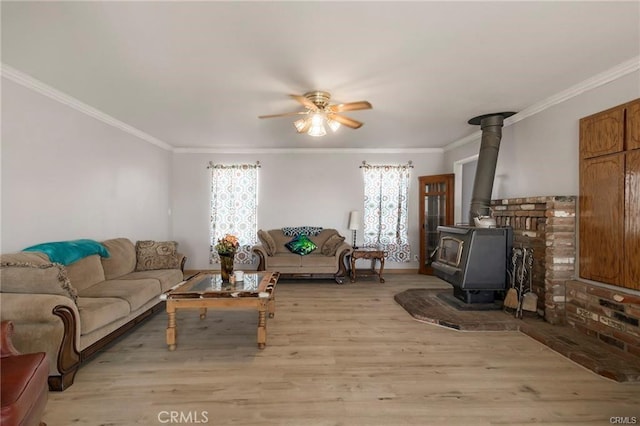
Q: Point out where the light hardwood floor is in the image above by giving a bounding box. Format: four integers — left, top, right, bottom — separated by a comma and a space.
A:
43, 275, 640, 425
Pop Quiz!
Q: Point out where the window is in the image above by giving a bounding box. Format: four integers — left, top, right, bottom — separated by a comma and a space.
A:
209, 162, 259, 264
362, 162, 412, 262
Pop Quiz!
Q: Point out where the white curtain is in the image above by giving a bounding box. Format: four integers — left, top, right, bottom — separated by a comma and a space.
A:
362, 163, 412, 262
209, 163, 259, 264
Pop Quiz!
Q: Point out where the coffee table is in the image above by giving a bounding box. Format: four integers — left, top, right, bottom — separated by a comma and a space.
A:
160, 271, 279, 350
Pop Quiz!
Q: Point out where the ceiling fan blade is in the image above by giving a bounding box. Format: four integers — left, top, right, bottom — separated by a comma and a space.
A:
258, 111, 308, 119
328, 101, 372, 113
289, 94, 319, 111
328, 113, 363, 129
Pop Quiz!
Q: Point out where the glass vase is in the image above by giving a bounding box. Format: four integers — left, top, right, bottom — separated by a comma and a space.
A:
220, 253, 234, 282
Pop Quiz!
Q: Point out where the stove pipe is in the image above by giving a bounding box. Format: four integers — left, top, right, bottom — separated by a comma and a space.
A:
468, 112, 515, 222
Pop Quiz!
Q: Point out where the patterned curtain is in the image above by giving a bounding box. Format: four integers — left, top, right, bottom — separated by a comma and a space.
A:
209, 162, 259, 264
362, 162, 412, 262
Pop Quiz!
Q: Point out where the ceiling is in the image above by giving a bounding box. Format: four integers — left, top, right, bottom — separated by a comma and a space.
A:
2, 1, 639, 151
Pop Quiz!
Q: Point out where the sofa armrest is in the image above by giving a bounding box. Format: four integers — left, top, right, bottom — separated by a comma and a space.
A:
335, 243, 353, 278
0, 321, 19, 357
177, 253, 187, 272
0, 293, 81, 382
251, 245, 268, 271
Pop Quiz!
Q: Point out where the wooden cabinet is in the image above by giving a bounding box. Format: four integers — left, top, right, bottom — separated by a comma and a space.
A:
579, 155, 625, 284
628, 100, 640, 150
579, 98, 640, 290
418, 174, 454, 275
625, 150, 640, 288
580, 106, 625, 158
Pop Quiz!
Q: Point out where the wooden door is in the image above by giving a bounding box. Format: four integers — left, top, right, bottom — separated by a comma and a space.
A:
579, 155, 625, 285
580, 106, 624, 159
418, 174, 454, 275
625, 150, 640, 289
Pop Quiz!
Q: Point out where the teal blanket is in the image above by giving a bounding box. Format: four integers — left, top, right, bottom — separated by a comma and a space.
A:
23, 239, 110, 265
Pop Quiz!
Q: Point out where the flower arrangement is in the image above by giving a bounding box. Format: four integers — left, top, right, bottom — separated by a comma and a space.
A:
215, 234, 240, 255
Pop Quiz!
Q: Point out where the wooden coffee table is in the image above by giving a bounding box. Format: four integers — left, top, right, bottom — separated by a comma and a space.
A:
160, 271, 279, 350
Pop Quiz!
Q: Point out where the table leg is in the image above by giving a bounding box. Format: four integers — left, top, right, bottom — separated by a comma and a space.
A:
257, 300, 267, 349
166, 304, 177, 351
268, 296, 276, 318
199, 307, 207, 320
350, 255, 356, 283
379, 256, 386, 283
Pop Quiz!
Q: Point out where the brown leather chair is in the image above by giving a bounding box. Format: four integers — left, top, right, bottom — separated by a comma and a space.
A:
1, 321, 48, 426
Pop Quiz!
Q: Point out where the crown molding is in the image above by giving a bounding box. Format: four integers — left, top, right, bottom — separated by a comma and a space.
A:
443, 56, 640, 152
173, 147, 443, 154
1, 64, 174, 151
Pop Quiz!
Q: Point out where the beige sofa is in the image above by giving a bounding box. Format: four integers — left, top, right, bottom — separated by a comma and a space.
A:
0, 238, 185, 391
252, 228, 352, 283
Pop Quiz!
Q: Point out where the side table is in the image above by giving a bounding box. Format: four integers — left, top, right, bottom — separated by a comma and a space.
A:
350, 247, 387, 283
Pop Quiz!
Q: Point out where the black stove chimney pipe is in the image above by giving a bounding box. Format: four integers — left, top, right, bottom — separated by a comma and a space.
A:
467, 112, 516, 222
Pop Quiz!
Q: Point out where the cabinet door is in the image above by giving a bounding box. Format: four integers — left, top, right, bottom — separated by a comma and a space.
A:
625, 150, 640, 289
579, 155, 625, 285
418, 174, 454, 275
580, 106, 624, 159
627, 99, 640, 151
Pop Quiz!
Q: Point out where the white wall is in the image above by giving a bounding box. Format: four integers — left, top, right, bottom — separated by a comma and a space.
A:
171, 152, 445, 270
1, 78, 173, 252
444, 71, 640, 199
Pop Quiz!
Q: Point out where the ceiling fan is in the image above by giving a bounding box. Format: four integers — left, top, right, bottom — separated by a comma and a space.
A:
258, 91, 372, 137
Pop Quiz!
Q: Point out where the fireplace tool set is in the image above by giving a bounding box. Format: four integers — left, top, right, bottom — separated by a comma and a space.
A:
504, 247, 537, 318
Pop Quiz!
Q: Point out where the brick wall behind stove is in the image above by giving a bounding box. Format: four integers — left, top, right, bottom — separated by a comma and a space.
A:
491, 196, 576, 325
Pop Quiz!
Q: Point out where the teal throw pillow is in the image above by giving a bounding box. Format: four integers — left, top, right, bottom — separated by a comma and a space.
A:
285, 234, 317, 256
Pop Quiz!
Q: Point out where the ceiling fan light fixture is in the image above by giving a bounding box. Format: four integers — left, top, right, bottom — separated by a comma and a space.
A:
293, 118, 308, 132
307, 123, 326, 137
307, 112, 327, 137
327, 118, 341, 132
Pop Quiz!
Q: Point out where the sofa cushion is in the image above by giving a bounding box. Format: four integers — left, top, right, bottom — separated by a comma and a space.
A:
257, 230, 276, 256
321, 234, 346, 256
300, 254, 337, 267
77, 297, 131, 335
65, 255, 106, 292
268, 230, 293, 254
100, 238, 136, 280
285, 234, 317, 256
135, 241, 180, 271
78, 279, 161, 312
309, 229, 339, 249
263, 252, 302, 268
120, 269, 184, 292
0, 262, 77, 303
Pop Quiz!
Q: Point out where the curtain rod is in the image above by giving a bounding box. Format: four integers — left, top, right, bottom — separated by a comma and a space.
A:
360, 160, 413, 168
207, 161, 261, 169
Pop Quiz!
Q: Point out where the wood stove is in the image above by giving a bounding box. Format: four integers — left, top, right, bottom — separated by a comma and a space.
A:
432, 225, 513, 303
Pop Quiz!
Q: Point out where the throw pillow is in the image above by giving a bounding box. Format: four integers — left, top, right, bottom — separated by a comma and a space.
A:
285, 234, 317, 256
282, 226, 324, 237
257, 229, 276, 256
135, 240, 180, 271
321, 234, 346, 256
0, 262, 78, 303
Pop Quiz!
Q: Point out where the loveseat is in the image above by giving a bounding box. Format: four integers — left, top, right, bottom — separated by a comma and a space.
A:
0, 238, 186, 391
252, 227, 352, 283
